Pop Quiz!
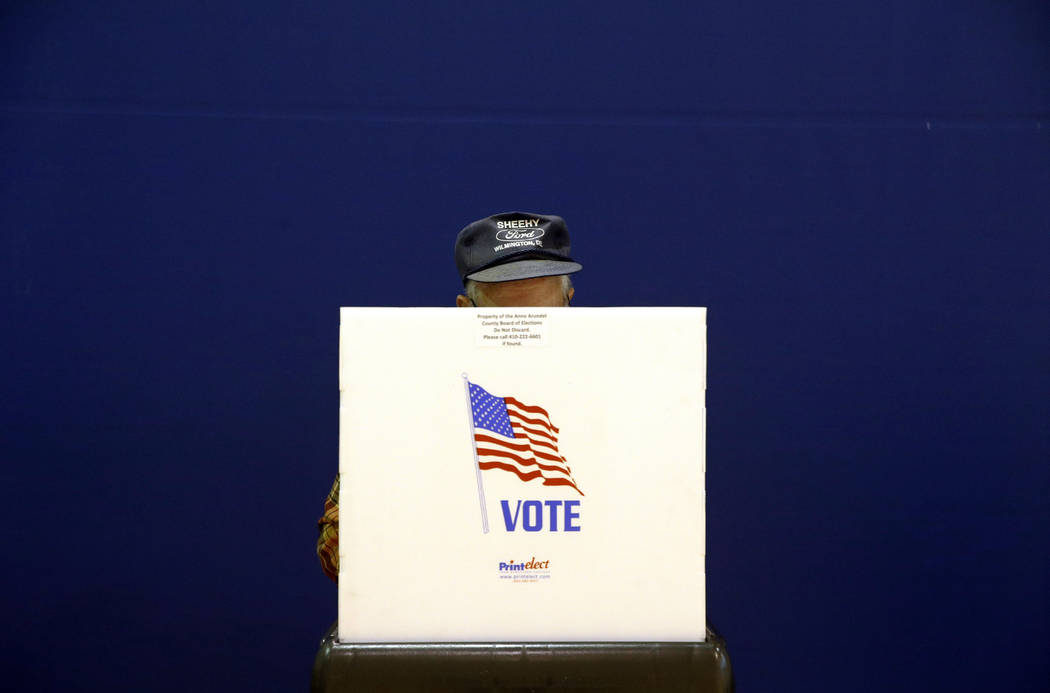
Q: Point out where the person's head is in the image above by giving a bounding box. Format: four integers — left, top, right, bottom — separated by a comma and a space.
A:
457, 274, 574, 307
453, 211, 581, 308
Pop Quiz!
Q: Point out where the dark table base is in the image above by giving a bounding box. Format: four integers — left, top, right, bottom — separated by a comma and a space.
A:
311, 624, 733, 692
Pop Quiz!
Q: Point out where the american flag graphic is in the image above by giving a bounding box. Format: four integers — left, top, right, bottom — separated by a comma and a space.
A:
467, 379, 583, 496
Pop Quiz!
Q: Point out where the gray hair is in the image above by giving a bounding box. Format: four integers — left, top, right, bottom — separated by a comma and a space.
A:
464, 275, 573, 306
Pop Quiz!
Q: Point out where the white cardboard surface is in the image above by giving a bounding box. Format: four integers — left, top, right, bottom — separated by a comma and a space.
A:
338, 307, 706, 642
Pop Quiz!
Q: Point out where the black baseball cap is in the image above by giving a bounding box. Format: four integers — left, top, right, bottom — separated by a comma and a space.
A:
454, 211, 583, 284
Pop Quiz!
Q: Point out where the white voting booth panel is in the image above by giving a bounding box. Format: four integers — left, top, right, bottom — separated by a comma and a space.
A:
338, 307, 706, 642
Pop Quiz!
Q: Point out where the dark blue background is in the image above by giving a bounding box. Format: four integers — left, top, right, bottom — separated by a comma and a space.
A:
2, 2, 1047, 691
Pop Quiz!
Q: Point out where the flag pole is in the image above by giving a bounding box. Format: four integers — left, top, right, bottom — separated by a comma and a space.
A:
463, 373, 489, 534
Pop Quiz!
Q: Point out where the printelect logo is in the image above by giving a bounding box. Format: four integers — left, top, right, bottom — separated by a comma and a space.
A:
498, 557, 550, 572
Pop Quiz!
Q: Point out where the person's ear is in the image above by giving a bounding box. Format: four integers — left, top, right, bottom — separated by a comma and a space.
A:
566, 286, 575, 304
456, 294, 472, 307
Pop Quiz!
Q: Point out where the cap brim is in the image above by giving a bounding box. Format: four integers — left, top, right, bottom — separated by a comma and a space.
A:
466, 259, 583, 283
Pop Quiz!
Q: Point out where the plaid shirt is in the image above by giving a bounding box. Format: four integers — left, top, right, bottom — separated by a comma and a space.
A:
317, 474, 339, 582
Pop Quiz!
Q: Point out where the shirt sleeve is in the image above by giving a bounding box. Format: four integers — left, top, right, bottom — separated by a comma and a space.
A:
317, 474, 340, 582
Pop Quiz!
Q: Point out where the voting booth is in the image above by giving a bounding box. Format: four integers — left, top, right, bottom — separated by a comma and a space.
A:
313, 307, 732, 691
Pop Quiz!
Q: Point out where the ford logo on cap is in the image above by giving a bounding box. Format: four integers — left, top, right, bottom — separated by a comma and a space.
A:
495, 228, 546, 242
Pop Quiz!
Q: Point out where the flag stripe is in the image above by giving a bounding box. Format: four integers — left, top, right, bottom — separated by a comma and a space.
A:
476, 447, 572, 475
477, 447, 583, 496
518, 433, 558, 452
477, 437, 565, 465
541, 477, 584, 493
505, 396, 557, 421
478, 461, 544, 483
475, 433, 572, 472
475, 431, 564, 461
514, 426, 558, 446
505, 399, 557, 426
476, 440, 571, 474
507, 411, 558, 433
477, 460, 584, 496
530, 448, 566, 464
475, 433, 530, 452
511, 421, 557, 442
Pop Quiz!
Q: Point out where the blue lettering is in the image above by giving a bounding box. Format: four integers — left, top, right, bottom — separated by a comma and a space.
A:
499, 499, 581, 532
565, 500, 581, 531
544, 500, 562, 531
501, 500, 522, 531
522, 500, 542, 531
